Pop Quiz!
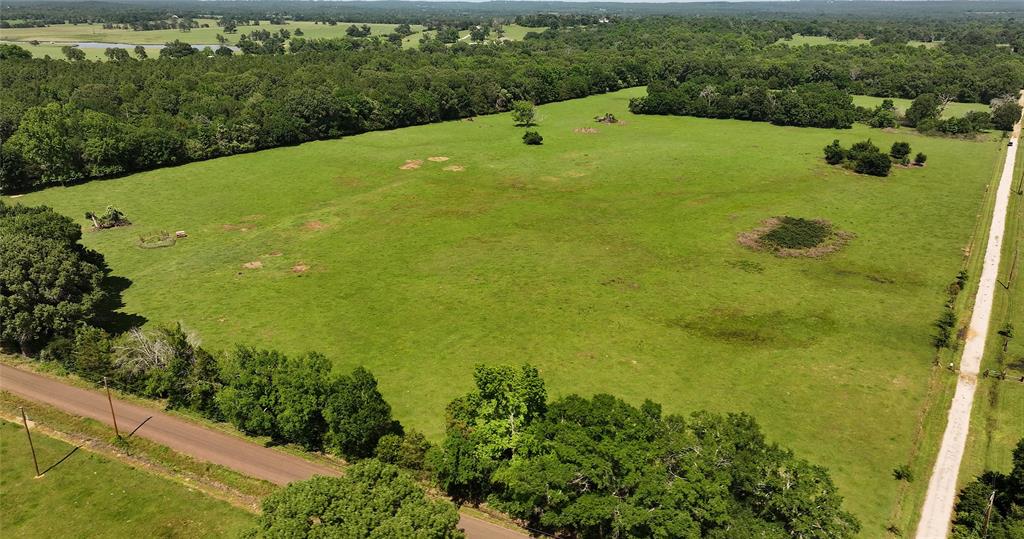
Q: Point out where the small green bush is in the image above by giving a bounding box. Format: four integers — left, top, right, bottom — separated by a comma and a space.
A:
914, 152, 927, 166
760, 217, 831, 249
893, 465, 914, 482
522, 130, 543, 145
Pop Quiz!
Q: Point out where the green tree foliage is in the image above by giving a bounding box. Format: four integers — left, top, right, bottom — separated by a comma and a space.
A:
0, 202, 106, 354
823, 139, 846, 165
634, 81, 857, 129
375, 429, 433, 472
890, 141, 912, 160
104, 48, 132, 62
491, 396, 860, 537
991, 99, 1023, 132
434, 364, 546, 501
854, 151, 893, 177
511, 100, 536, 127
61, 46, 86, 61
825, 139, 892, 177
216, 347, 332, 448
522, 130, 543, 145
0, 43, 32, 60
915, 152, 928, 166
71, 325, 115, 382
216, 346, 286, 437
323, 366, 401, 459
905, 93, 943, 127
255, 460, 464, 538
113, 324, 222, 415
133, 45, 147, 59
951, 439, 1024, 539
159, 40, 196, 59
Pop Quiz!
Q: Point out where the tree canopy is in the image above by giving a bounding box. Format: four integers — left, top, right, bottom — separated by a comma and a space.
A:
255, 460, 464, 538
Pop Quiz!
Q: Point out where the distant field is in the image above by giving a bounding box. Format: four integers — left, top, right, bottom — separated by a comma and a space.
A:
1, 21, 541, 55
10, 87, 1009, 535
0, 19, 424, 46
853, 95, 990, 118
776, 33, 871, 46
0, 420, 254, 538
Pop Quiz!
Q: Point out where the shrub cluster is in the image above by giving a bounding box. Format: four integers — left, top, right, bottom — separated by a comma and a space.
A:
952, 439, 1024, 538
760, 216, 831, 249
823, 138, 915, 177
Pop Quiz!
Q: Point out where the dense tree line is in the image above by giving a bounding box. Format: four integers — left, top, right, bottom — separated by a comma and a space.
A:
2, 13, 1021, 193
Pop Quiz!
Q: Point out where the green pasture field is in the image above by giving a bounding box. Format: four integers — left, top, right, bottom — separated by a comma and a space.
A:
2, 41, 114, 60
0, 420, 254, 538
852, 94, 990, 119
9, 87, 1010, 535
0, 19, 424, 46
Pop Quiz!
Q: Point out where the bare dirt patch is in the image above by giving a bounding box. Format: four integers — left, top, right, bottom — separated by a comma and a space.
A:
291, 264, 309, 273
738, 217, 854, 258
574, 127, 599, 134
303, 220, 327, 231
242, 261, 263, 269
428, 156, 450, 162
222, 223, 257, 232
443, 165, 465, 172
400, 159, 423, 170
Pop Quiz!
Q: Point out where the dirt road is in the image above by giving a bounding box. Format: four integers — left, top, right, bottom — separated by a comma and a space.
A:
0, 364, 526, 539
915, 93, 1023, 538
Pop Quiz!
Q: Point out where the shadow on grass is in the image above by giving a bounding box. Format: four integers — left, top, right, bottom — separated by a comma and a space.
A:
40, 445, 82, 476
91, 275, 147, 335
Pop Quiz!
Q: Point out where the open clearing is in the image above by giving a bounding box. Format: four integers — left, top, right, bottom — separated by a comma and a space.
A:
0, 420, 254, 538
0, 19, 424, 45
852, 95, 990, 120
10, 87, 1009, 534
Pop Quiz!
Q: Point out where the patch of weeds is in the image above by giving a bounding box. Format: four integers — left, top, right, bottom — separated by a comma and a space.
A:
667, 308, 835, 348
761, 217, 831, 249
892, 464, 914, 482
727, 259, 765, 274
738, 217, 853, 258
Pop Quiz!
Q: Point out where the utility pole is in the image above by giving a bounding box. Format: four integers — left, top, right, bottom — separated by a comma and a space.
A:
19, 407, 41, 477
982, 490, 996, 536
104, 377, 120, 438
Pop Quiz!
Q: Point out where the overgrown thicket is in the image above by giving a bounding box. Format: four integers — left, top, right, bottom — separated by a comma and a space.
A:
2, 15, 1021, 193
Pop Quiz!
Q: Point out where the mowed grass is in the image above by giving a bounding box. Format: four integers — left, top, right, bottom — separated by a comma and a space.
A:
0, 19, 424, 46
0, 420, 254, 538
10, 87, 1008, 534
852, 95, 990, 119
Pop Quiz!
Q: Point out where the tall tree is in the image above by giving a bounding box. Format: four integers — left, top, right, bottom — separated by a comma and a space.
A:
255, 460, 464, 538
323, 366, 401, 459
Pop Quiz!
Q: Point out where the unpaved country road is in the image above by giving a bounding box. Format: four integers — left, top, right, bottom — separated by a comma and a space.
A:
915, 92, 1024, 539
0, 364, 526, 539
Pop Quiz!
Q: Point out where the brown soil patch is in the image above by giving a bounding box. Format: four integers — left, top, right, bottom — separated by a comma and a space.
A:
400, 159, 423, 170
291, 264, 309, 273
222, 223, 257, 232
428, 156, 450, 162
574, 127, 599, 134
242, 261, 263, 269
738, 217, 854, 258
443, 165, 465, 172
303, 220, 327, 231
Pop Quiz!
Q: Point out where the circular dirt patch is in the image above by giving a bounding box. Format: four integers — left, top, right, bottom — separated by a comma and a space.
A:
292, 264, 308, 273
400, 159, 423, 170
242, 261, 263, 269
443, 165, 465, 172
428, 156, 450, 162
738, 217, 853, 258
